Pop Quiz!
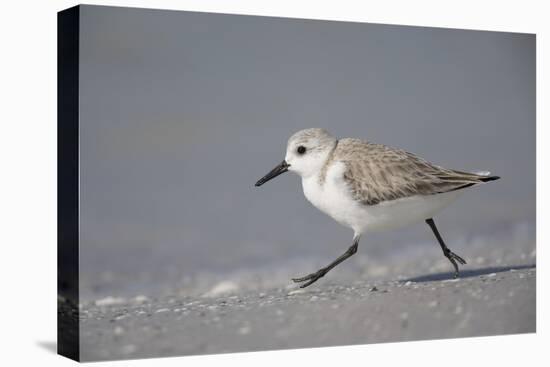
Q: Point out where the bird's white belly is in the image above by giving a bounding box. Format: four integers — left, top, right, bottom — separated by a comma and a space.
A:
302, 162, 462, 234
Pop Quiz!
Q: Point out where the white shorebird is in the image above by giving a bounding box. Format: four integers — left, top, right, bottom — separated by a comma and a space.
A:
255, 128, 499, 288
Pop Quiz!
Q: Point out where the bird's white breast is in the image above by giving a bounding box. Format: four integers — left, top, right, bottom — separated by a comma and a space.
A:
302, 161, 368, 233
302, 161, 463, 234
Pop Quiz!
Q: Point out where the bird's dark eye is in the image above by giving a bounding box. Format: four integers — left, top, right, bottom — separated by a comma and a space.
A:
297, 146, 307, 155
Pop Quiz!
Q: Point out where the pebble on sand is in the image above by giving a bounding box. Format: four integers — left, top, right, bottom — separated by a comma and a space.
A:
287, 289, 306, 296
238, 325, 251, 335
121, 344, 137, 355
133, 295, 149, 304
442, 278, 460, 283
95, 296, 126, 307
400, 312, 409, 328
203, 281, 240, 297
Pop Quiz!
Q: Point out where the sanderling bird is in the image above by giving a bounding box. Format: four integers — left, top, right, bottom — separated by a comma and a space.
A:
255, 128, 499, 288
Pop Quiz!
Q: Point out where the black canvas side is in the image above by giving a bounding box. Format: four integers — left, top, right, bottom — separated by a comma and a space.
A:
57, 5, 80, 362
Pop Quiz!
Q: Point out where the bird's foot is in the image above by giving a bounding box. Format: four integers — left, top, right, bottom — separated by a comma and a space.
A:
292, 268, 328, 288
444, 249, 467, 278
448, 250, 467, 265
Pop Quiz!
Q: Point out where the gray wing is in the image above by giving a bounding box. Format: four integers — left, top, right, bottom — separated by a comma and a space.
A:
335, 139, 498, 206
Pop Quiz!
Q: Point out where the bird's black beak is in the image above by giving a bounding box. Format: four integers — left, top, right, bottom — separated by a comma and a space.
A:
255, 160, 290, 187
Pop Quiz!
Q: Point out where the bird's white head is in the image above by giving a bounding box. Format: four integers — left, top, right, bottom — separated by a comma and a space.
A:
285, 128, 337, 178
255, 128, 337, 186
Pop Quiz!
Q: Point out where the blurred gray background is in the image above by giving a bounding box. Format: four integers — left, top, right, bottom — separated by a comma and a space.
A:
78, 5, 535, 300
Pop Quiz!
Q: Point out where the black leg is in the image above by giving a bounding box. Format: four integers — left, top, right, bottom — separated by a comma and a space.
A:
425, 218, 467, 278
292, 235, 360, 288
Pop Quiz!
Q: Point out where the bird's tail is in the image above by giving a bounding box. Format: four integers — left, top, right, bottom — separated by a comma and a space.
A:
472, 170, 500, 182
440, 169, 500, 193
479, 175, 500, 182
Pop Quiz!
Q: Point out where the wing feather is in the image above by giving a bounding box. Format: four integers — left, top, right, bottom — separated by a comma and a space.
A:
333, 139, 497, 206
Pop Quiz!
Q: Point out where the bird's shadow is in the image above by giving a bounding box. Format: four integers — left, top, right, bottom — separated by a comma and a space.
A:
402, 264, 535, 283
36, 340, 57, 354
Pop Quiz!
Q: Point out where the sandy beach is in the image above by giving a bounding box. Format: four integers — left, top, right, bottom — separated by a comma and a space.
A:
76, 236, 536, 362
